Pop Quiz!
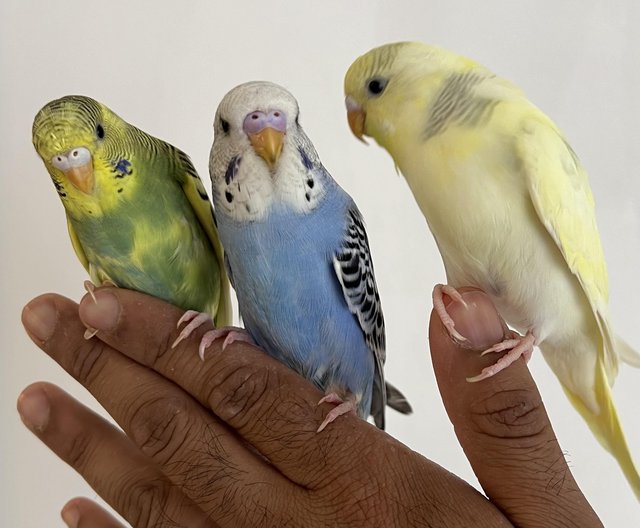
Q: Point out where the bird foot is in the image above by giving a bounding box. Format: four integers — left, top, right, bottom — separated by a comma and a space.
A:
172, 311, 254, 360
197, 326, 254, 361
317, 392, 357, 433
432, 284, 469, 342
171, 310, 213, 349
467, 331, 535, 382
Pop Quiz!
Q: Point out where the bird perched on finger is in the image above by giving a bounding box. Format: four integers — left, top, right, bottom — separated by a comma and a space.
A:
32, 95, 231, 327
182, 80, 411, 432
344, 41, 640, 498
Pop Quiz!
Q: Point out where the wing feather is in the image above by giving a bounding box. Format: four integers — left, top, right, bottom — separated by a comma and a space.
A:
517, 117, 617, 379
174, 148, 232, 326
332, 206, 387, 428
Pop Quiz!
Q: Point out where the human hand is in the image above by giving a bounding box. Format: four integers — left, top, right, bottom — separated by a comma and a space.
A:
18, 287, 602, 527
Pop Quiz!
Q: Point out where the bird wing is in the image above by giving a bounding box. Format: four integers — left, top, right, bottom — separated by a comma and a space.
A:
516, 116, 617, 379
65, 213, 90, 273
174, 147, 232, 326
332, 206, 387, 428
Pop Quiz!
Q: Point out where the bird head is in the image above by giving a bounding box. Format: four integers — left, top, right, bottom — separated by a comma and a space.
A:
32, 95, 129, 202
210, 81, 326, 220
343, 42, 480, 152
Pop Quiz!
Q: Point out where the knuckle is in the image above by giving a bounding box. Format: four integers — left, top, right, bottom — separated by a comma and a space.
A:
117, 471, 173, 528
64, 426, 97, 473
206, 359, 273, 427
469, 388, 547, 440
128, 390, 195, 465
67, 339, 109, 387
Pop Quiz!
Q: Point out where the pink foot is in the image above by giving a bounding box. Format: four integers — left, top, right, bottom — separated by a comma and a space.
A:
317, 392, 358, 433
171, 310, 213, 349
467, 331, 536, 382
432, 284, 468, 342
197, 326, 254, 361
172, 310, 254, 360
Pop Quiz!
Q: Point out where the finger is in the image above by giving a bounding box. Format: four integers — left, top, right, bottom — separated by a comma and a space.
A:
62, 497, 126, 528
22, 294, 296, 525
429, 288, 602, 527
77, 287, 372, 488
17, 382, 214, 528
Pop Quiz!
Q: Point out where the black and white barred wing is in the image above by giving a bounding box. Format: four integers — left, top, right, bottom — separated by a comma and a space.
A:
332, 206, 387, 428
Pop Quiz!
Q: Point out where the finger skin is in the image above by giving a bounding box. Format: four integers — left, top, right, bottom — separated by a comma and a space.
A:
429, 288, 603, 527
21, 294, 292, 526
62, 497, 126, 528
77, 286, 379, 486
17, 382, 214, 528
23, 290, 514, 527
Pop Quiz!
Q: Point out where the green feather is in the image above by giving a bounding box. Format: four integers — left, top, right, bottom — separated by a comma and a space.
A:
33, 95, 231, 326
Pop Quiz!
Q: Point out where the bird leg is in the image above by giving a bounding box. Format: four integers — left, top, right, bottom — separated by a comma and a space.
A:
466, 330, 536, 383
432, 284, 468, 342
317, 392, 358, 433
172, 310, 254, 360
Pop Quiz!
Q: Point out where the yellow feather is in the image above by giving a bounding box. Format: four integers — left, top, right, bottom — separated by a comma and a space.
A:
345, 41, 640, 499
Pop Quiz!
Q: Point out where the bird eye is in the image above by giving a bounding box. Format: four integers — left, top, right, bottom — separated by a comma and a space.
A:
220, 118, 230, 133
366, 77, 387, 96
96, 124, 105, 139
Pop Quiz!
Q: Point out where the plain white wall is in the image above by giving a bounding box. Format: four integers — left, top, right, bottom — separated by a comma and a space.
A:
2, 1, 639, 525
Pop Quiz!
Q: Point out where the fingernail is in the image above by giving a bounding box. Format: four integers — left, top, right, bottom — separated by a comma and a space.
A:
17, 387, 50, 432
22, 298, 58, 342
445, 290, 504, 349
61, 504, 80, 528
81, 290, 120, 332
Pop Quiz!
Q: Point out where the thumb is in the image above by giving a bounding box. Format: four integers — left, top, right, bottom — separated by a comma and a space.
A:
429, 288, 602, 527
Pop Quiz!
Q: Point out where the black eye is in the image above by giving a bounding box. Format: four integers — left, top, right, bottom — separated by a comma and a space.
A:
367, 78, 387, 96
96, 124, 105, 139
220, 118, 230, 133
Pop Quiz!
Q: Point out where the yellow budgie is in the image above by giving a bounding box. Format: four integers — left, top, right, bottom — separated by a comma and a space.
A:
344, 41, 640, 498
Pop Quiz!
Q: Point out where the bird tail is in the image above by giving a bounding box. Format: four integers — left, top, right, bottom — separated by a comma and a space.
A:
385, 381, 413, 414
617, 336, 640, 368
559, 356, 640, 501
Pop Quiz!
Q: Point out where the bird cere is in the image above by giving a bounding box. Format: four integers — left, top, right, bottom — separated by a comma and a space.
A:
31, 42, 638, 497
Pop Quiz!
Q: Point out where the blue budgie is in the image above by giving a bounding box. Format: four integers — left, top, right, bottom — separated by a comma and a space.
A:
178, 81, 411, 432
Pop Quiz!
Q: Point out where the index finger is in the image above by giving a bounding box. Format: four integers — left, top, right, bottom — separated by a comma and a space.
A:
78, 286, 376, 488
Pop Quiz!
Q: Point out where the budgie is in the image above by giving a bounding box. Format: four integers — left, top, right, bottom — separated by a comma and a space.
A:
32, 95, 231, 327
344, 41, 640, 497
178, 81, 411, 432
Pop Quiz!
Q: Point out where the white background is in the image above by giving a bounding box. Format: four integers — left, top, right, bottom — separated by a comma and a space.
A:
2, 1, 639, 525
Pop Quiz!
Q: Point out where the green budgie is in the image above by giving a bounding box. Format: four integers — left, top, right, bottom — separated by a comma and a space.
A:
32, 95, 231, 326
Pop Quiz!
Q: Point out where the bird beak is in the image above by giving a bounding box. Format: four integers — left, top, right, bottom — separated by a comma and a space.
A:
345, 96, 367, 144
248, 127, 284, 169
65, 162, 95, 194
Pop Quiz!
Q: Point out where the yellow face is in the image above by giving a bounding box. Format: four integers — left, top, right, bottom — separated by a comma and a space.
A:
32, 96, 136, 214
344, 41, 472, 151
32, 96, 128, 197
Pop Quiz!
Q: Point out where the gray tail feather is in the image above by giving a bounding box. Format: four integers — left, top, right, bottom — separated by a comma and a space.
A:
386, 381, 412, 414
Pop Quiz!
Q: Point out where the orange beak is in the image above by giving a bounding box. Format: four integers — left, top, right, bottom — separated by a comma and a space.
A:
248, 127, 284, 169
65, 160, 95, 194
345, 96, 367, 144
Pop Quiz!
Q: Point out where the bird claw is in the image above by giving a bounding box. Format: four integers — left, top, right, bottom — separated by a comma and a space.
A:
197, 327, 254, 361
467, 332, 535, 382
432, 284, 468, 342
316, 392, 357, 432
171, 311, 213, 349
84, 280, 97, 304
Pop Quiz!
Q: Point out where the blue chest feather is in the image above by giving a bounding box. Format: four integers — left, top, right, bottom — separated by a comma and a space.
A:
218, 193, 375, 415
